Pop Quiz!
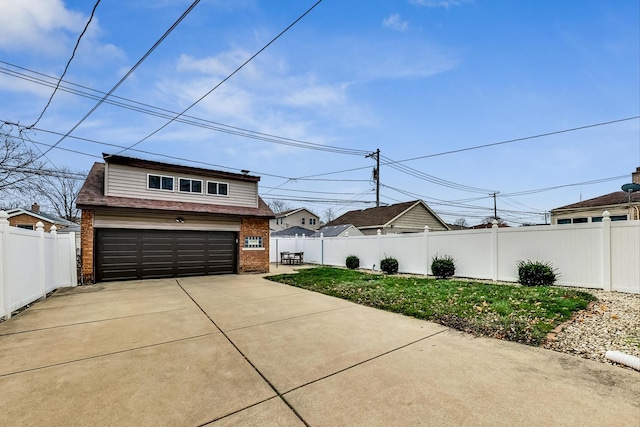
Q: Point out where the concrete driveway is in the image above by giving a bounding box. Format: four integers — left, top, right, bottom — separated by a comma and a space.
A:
1, 266, 638, 426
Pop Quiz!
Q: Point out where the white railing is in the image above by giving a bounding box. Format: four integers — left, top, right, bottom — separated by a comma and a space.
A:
270, 211, 640, 294
0, 211, 78, 319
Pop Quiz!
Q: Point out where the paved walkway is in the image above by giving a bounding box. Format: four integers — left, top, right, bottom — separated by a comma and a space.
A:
1, 266, 638, 426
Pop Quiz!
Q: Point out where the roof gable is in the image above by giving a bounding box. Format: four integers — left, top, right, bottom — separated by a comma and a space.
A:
325, 200, 449, 230
276, 208, 319, 218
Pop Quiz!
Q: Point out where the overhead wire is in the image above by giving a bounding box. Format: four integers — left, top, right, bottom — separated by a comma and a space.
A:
26, 0, 101, 130
0, 62, 367, 156
36, 0, 203, 160
111, 0, 325, 156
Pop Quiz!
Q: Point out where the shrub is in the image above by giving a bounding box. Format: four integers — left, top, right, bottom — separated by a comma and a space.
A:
517, 260, 558, 287
431, 255, 456, 279
380, 256, 399, 274
345, 255, 360, 270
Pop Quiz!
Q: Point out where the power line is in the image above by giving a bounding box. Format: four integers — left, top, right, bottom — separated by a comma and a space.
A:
26, 0, 101, 130
37, 0, 203, 159
0, 62, 368, 156
112, 0, 325, 156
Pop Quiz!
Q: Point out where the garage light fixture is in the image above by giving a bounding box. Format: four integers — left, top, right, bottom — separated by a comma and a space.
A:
175, 217, 185, 223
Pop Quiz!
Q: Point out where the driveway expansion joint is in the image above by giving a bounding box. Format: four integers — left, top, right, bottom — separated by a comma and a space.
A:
176, 279, 311, 427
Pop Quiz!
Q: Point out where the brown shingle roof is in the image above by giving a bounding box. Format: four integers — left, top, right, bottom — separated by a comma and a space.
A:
77, 163, 274, 218
552, 191, 640, 211
325, 200, 425, 228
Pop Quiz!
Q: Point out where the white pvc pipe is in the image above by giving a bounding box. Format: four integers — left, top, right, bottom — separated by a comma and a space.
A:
605, 351, 640, 371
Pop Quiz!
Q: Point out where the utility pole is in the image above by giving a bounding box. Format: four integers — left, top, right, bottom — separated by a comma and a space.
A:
490, 191, 500, 221
366, 148, 380, 207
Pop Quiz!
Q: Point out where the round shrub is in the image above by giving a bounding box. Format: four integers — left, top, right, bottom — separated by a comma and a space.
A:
345, 255, 360, 270
517, 260, 558, 287
380, 257, 399, 274
431, 255, 456, 279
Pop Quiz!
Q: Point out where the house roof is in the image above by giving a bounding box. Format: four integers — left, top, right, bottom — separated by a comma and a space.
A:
552, 191, 640, 212
276, 207, 318, 218
6, 208, 77, 227
325, 200, 449, 230
271, 226, 316, 236
102, 153, 261, 183
311, 224, 357, 237
77, 163, 274, 218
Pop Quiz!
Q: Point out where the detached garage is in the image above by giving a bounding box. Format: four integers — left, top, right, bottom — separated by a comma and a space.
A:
77, 154, 274, 283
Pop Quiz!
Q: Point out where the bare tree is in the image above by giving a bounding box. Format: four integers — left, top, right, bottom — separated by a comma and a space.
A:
0, 124, 45, 198
267, 199, 292, 214
32, 167, 86, 222
453, 217, 468, 227
322, 207, 336, 225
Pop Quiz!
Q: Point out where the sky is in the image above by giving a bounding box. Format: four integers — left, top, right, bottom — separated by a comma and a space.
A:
0, 0, 638, 226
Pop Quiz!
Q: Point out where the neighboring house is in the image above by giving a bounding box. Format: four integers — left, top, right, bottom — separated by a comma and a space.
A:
325, 200, 449, 235
271, 226, 316, 237
270, 208, 320, 232
551, 167, 640, 224
6, 203, 77, 231
311, 224, 363, 238
76, 154, 274, 283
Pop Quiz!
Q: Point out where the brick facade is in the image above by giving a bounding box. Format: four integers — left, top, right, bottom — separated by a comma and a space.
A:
8, 213, 56, 231
80, 209, 95, 283
238, 217, 270, 273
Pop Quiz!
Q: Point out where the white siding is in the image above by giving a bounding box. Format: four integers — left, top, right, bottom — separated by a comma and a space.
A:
94, 210, 241, 231
105, 164, 257, 208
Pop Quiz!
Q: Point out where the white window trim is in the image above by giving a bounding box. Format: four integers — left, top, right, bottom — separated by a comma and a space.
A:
242, 247, 265, 251
147, 173, 175, 192
178, 177, 203, 194
206, 180, 229, 197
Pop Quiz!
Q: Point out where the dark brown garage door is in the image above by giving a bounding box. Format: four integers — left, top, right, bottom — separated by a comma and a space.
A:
95, 229, 237, 282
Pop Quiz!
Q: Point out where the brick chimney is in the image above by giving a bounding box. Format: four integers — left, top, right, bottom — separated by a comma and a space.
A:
31, 203, 40, 213
633, 167, 640, 185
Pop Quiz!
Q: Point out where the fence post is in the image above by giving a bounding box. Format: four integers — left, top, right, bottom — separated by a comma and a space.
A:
423, 225, 430, 275
377, 229, 382, 269
0, 211, 10, 319
602, 211, 612, 291
320, 233, 324, 265
36, 221, 46, 299
491, 220, 499, 281
51, 225, 59, 289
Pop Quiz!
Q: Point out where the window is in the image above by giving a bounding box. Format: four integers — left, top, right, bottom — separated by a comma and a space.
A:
557, 219, 571, 225
179, 178, 202, 193
611, 215, 627, 221
309, 218, 316, 226
244, 236, 263, 248
572, 218, 588, 224
148, 174, 174, 191
207, 181, 229, 196
591, 217, 603, 223
17, 224, 34, 230
301, 218, 305, 225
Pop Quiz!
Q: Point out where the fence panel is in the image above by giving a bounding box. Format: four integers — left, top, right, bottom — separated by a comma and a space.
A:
1, 213, 78, 319
381, 233, 427, 274
611, 222, 640, 293
428, 230, 493, 279
346, 236, 379, 270
497, 224, 603, 288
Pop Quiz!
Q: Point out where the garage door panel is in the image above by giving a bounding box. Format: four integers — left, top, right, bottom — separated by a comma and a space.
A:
96, 229, 237, 282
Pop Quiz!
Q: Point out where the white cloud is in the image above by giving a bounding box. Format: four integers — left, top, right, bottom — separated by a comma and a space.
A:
410, 0, 472, 8
0, 0, 125, 62
383, 14, 409, 32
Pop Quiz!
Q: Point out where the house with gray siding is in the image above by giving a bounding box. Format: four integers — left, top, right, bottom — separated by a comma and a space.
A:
324, 200, 449, 235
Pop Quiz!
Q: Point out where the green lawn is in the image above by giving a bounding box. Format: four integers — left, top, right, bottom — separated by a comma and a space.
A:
267, 267, 596, 346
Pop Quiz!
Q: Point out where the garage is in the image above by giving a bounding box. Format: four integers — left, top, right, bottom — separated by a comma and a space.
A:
95, 229, 237, 282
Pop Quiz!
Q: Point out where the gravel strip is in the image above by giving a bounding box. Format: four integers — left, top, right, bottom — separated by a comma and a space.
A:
543, 289, 640, 369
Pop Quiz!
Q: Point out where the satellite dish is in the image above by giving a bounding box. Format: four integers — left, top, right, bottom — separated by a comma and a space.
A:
621, 183, 640, 192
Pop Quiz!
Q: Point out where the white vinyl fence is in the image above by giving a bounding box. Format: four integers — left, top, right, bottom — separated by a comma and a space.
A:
0, 211, 78, 319
271, 211, 640, 294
